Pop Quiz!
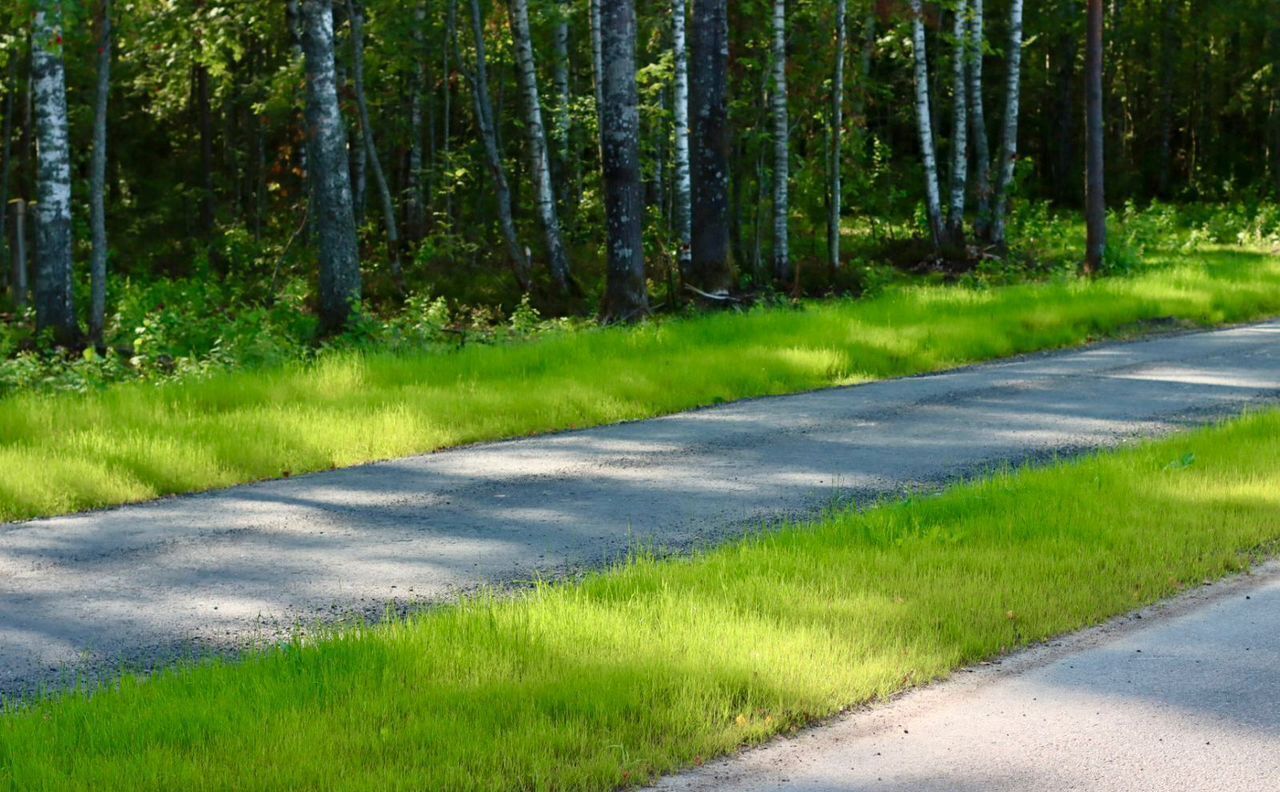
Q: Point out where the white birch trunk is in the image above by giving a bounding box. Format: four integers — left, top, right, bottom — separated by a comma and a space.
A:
671, 0, 692, 276
552, 0, 571, 169
968, 0, 992, 238
509, 0, 574, 293
770, 0, 790, 283
32, 0, 78, 343
946, 0, 969, 243
345, 0, 403, 287
90, 0, 111, 347
301, 0, 361, 333
909, 0, 944, 248
828, 0, 846, 271
590, 0, 604, 133
991, 0, 1023, 248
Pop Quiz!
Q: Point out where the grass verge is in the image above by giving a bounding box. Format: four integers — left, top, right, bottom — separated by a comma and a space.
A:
3, 410, 1280, 789
3, 246, 1280, 523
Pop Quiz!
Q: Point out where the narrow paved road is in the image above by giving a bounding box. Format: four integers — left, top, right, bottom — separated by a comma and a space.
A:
2, 321, 1279, 697
654, 562, 1280, 792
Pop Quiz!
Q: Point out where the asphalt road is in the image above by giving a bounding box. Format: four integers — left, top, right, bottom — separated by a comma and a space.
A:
2, 320, 1279, 698
653, 562, 1280, 792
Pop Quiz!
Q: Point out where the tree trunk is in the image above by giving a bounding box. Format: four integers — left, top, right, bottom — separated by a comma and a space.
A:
672, 0, 692, 278
990, 0, 1023, 249
12, 200, 26, 310
827, 0, 846, 272
301, 0, 362, 334
770, 0, 790, 285
590, 0, 604, 137
599, 0, 647, 323
968, 0, 992, 239
32, 0, 77, 344
346, 0, 404, 290
689, 0, 732, 293
90, 0, 111, 348
0, 57, 14, 286
908, 0, 944, 249
552, 0, 572, 191
946, 0, 969, 246
508, 0, 575, 294
406, 3, 427, 238
466, 0, 532, 290
441, 0, 457, 220
1084, 0, 1106, 276
195, 62, 216, 239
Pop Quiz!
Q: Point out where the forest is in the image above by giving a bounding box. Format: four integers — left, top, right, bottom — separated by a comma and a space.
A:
0, 0, 1279, 384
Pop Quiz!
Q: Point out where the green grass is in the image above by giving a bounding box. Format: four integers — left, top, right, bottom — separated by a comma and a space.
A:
4, 410, 1280, 789
3, 246, 1280, 523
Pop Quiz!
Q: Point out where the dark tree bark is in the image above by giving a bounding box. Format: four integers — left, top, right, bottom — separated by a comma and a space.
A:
1084, 0, 1106, 276
195, 62, 216, 239
598, 0, 647, 322
0, 56, 14, 288
345, 0, 404, 290
32, 0, 78, 344
90, 0, 112, 348
301, 0, 362, 333
12, 200, 25, 310
466, 0, 532, 291
406, 3, 427, 238
688, 0, 732, 293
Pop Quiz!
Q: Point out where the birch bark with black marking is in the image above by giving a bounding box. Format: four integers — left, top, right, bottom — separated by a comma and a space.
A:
968, 0, 992, 239
32, 0, 78, 343
946, 0, 969, 245
301, 0, 361, 333
991, 0, 1023, 248
909, 0, 944, 249
770, 0, 790, 284
508, 0, 574, 294
672, 0, 692, 277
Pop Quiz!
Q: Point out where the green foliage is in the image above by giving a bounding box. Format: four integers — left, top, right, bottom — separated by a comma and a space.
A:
3, 411, 1279, 788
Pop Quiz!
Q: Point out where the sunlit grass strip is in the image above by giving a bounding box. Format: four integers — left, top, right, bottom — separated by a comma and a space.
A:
3, 412, 1280, 790
3, 247, 1280, 523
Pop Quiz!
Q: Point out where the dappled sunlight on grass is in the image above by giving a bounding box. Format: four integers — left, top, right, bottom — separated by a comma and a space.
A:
1, 249, 1279, 523
4, 412, 1280, 789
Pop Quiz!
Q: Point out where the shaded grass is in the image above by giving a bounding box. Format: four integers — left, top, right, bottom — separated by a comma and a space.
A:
4, 246, 1280, 523
4, 410, 1280, 789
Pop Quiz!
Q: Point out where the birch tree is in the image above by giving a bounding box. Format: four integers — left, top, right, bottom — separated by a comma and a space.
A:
827, 0, 846, 272
990, 0, 1023, 248
466, 0, 531, 291
770, 0, 790, 284
671, 0, 692, 277
945, 0, 969, 245
407, 3, 427, 237
346, 0, 404, 290
301, 0, 361, 333
909, 0, 944, 249
599, 0, 647, 322
0, 57, 15, 288
32, 0, 78, 344
441, 0, 457, 219
552, 0, 572, 179
689, 0, 732, 293
508, 0, 574, 294
967, 0, 992, 239
90, 0, 112, 347
1083, 0, 1106, 275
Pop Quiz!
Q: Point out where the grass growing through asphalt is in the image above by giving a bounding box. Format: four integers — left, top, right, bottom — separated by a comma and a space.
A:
3, 246, 1280, 523
3, 410, 1280, 789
